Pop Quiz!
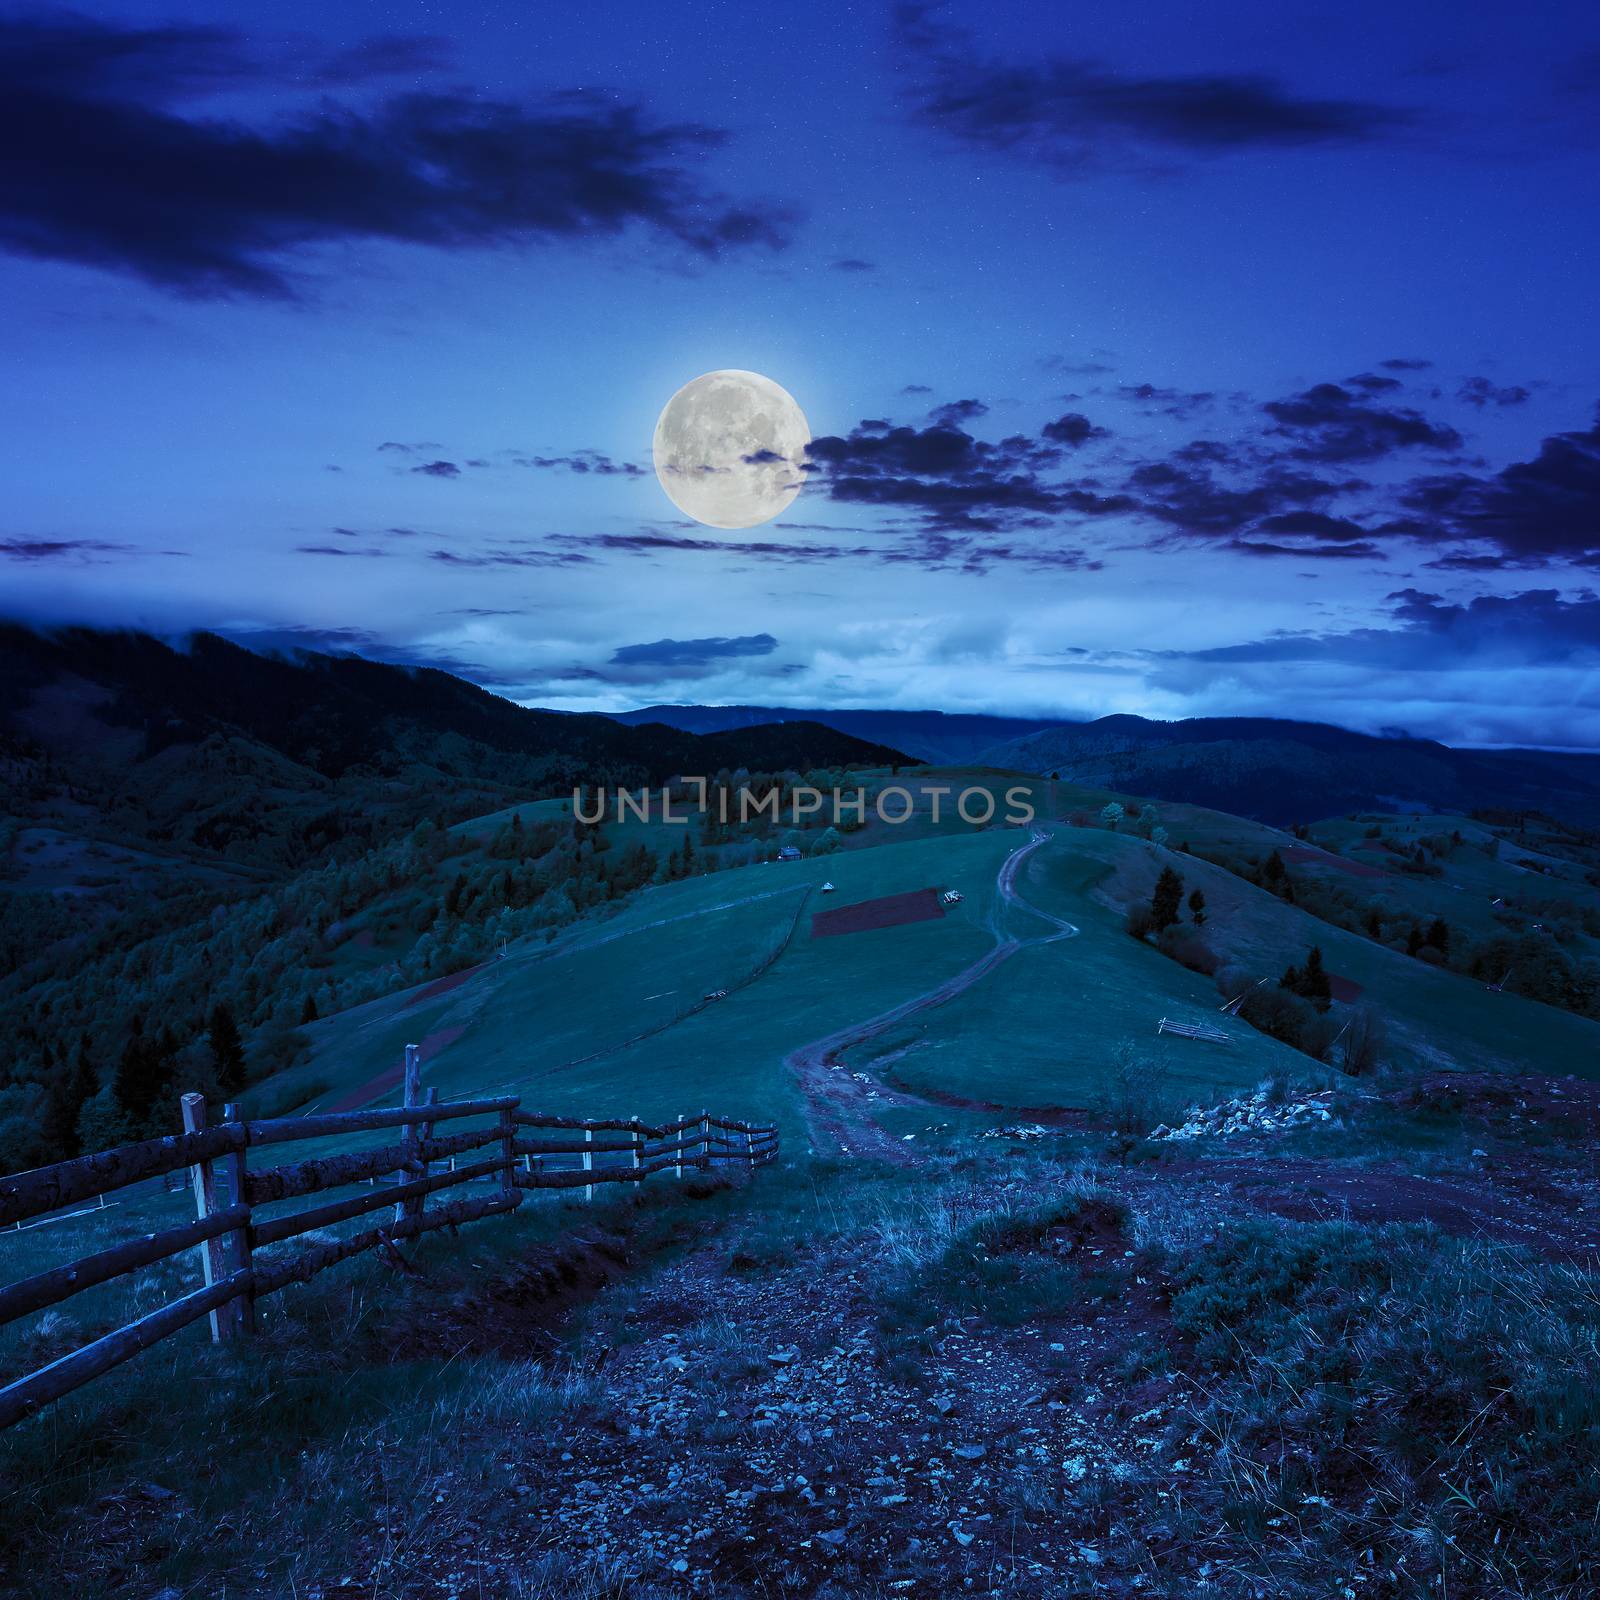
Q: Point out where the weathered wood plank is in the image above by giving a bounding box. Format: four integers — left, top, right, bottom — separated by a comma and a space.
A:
0, 1125, 243, 1227
244, 1096, 516, 1148
252, 1155, 508, 1247
0, 1270, 251, 1432
0, 1205, 250, 1327
245, 1141, 418, 1205
252, 1191, 522, 1298
418, 1126, 502, 1164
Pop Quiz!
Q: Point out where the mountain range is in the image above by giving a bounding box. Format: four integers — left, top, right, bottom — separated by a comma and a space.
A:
0, 628, 913, 872
611, 704, 1600, 828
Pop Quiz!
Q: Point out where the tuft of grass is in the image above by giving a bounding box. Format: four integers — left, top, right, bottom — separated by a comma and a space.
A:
875, 1185, 1130, 1359
1156, 1216, 1600, 1593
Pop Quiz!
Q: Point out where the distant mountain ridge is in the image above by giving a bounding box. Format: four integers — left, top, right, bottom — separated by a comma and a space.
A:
609, 703, 1600, 828
982, 715, 1600, 828
611, 705, 1069, 765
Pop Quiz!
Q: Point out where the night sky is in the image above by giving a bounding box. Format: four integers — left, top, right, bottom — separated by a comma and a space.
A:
4, 2, 1599, 746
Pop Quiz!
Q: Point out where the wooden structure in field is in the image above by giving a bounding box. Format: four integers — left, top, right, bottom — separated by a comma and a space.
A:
0, 1049, 777, 1431
1156, 1017, 1233, 1045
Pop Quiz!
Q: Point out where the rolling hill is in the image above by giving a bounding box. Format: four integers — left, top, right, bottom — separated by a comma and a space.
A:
0, 626, 915, 873
610, 704, 1067, 765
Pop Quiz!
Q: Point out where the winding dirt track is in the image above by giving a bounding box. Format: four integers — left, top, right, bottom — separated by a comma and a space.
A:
788, 829, 1076, 1160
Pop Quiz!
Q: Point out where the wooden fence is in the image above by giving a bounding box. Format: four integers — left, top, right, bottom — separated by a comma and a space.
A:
0, 1050, 778, 1431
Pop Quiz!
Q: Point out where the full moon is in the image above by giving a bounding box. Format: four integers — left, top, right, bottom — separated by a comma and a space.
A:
652, 370, 810, 529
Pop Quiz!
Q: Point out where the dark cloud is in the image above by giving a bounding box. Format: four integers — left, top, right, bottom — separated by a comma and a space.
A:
831, 256, 876, 272
551, 523, 1100, 576
803, 412, 1133, 532
0, 537, 142, 562
411, 460, 461, 479
929, 398, 989, 425
429, 547, 591, 569
1397, 406, 1600, 561
1190, 589, 1600, 671
1458, 376, 1532, 409
900, 383, 934, 395
1116, 383, 1217, 419
1344, 371, 1404, 394
610, 633, 778, 667
896, 2, 1412, 174
1129, 459, 1358, 540
295, 543, 389, 558
1379, 357, 1432, 371
1173, 590, 1599, 677
1227, 538, 1384, 560
504, 449, 646, 477
0, 13, 791, 298
1262, 382, 1462, 462
1041, 411, 1106, 447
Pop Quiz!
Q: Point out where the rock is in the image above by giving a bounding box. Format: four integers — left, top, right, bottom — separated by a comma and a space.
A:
816, 1528, 847, 1546
951, 1444, 987, 1460
948, 1522, 975, 1547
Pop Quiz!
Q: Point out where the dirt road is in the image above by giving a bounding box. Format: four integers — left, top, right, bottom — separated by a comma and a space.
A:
789, 829, 1076, 1160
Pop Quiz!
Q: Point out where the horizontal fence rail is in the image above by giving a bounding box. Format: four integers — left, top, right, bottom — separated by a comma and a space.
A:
0, 1044, 777, 1432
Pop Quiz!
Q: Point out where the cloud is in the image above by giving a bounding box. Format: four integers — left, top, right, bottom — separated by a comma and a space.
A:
896, 2, 1412, 175
929, 398, 988, 425
1129, 458, 1359, 541
610, 633, 779, 667
1186, 588, 1600, 670
1262, 382, 1462, 462
1398, 405, 1600, 561
1115, 383, 1218, 419
411, 460, 461, 479
1380, 357, 1433, 371
0, 537, 144, 562
1458, 376, 1532, 408
428, 547, 591, 569
1041, 411, 1106, 447
831, 256, 876, 272
0, 13, 792, 298
802, 410, 1133, 532
503, 449, 646, 476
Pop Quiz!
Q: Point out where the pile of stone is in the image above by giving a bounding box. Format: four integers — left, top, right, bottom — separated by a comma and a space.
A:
1150, 1087, 1337, 1142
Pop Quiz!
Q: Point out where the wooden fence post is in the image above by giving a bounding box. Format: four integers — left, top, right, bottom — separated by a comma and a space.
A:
701, 1110, 711, 1171
180, 1093, 239, 1343
745, 1126, 755, 1174
219, 1103, 255, 1335
631, 1119, 643, 1181
583, 1127, 594, 1203
675, 1113, 686, 1180
393, 1044, 421, 1230
498, 1106, 516, 1198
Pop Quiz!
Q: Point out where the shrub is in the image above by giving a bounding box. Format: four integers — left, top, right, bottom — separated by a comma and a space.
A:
1157, 923, 1218, 976
1238, 984, 1317, 1049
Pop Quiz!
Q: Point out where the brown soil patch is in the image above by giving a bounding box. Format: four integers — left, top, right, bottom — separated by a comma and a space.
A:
399, 964, 483, 1011
385, 1232, 633, 1362
1327, 973, 1364, 1002
323, 1025, 465, 1113
811, 887, 947, 938
1282, 846, 1386, 879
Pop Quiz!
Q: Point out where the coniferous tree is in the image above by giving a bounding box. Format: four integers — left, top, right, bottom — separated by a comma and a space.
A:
1188, 888, 1207, 926
209, 1003, 246, 1093
41, 1042, 96, 1159
300, 994, 320, 1025
1150, 866, 1184, 931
